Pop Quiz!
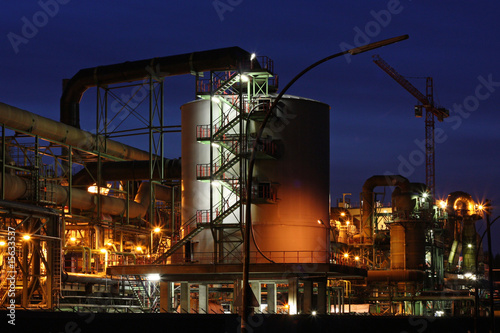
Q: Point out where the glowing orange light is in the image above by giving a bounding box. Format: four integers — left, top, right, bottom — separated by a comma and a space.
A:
87, 183, 111, 195
23, 235, 31, 241
0, 241, 6, 247
154, 227, 161, 233
354, 256, 360, 261
70, 237, 76, 242
136, 246, 143, 252
284, 304, 289, 309
343, 253, 349, 258
340, 212, 345, 217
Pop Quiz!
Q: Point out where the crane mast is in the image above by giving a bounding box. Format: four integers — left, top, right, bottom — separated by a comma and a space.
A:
373, 55, 449, 201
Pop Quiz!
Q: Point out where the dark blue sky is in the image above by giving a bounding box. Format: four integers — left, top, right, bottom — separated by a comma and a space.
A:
1, 1, 499, 249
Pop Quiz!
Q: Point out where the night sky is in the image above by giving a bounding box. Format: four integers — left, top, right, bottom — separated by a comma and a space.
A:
1, 1, 499, 251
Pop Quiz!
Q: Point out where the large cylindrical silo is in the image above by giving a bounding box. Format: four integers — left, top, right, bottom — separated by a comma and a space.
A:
181, 99, 212, 257
251, 95, 330, 263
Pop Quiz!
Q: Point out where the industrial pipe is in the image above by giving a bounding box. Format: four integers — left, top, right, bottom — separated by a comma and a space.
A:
63, 272, 120, 284
60, 46, 257, 128
0, 173, 172, 219
72, 159, 181, 185
361, 175, 409, 240
0, 171, 30, 200
64, 246, 92, 274
446, 191, 475, 216
0, 139, 15, 175
367, 269, 425, 282
0, 102, 151, 161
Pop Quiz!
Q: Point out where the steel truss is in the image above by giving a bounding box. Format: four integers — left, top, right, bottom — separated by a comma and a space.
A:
0, 201, 61, 309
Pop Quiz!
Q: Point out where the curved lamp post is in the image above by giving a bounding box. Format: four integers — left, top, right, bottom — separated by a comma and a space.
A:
241, 34, 409, 332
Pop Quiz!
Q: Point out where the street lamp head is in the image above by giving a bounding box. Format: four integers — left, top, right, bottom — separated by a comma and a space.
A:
348, 34, 409, 55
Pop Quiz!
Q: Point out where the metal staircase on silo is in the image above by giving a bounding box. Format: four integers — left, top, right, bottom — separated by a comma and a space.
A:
193, 60, 277, 263
154, 62, 279, 264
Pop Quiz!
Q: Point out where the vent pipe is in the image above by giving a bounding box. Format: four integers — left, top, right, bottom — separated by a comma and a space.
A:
361, 175, 409, 240
60, 46, 256, 128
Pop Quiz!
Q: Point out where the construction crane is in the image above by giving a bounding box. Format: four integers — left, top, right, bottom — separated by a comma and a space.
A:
373, 55, 449, 201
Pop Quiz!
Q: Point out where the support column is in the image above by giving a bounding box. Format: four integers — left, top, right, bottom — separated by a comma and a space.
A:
160, 281, 173, 313
338, 288, 342, 313
199, 284, 209, 314
266, 283, 277, 314
288, 278, 298, 315
250, 281, 261, 313
233, 279, 242, 314
302, 280, 312, 314
317, 280, 326, 314
180, 282, 190, 313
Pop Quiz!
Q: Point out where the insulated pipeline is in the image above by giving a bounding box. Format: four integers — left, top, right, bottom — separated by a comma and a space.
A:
0, 173, 172, 219
0, 102, 151, 161
60, 46, 257, 128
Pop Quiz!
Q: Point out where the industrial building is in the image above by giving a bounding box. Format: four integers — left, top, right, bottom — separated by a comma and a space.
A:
0, 47, 491, 317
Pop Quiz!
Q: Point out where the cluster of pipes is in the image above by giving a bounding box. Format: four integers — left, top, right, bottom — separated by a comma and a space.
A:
0, 47, 258, 221
355, 175, 481, 282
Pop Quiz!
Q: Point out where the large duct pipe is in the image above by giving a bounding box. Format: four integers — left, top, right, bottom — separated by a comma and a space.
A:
0, 139, 15, 175
361, 175, 409, 240
61, 46, 257, 128
0, 102, 151, 161
367, 269, 425, 282
0, 171, 30, 200
72, 159, 181, 186
0, 173, 171, 219
446, 191, 475, 216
